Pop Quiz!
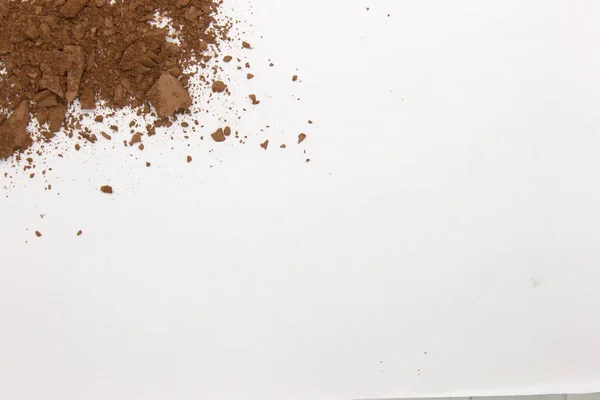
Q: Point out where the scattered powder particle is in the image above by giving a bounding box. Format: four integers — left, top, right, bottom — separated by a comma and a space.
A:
260, 140, 269, 150
74, 143, 81, 151
100, 185, 113, 194
211, 128, 226, 142
35, 231, 42, 237
249, 94, 260, 105
212, 81, 227, 93
223, 55, 233, 62
298, 133, 307, 144
187, 155, 192, 163
292, 75, 298, 82
247, 73, 255, 80
308, 120, 313, 124
306, 158, 311, 163
224, 127, 231, 136
94, 115, 104, 123
101, 132, 112, 141
242, 41, 252, 49
146, 162, 151, 167
280, 144, 286, 148
77, 230, 83, 236
129, 133, 142, 146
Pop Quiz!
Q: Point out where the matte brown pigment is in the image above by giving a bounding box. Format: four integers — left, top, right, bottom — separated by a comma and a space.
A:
0, 0, 223, 159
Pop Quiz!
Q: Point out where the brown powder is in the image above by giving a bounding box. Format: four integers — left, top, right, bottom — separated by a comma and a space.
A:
298, 133, 307, 144
211, 128, 225, 142
187, 155, 192, 162
35, 230, 42, 237
260, 140, 269, 150
212, 81, 227, 93
0, 0, 223, 159
292, 75, 298, 82
77, 230, 83, 236
249, 94, 260, 105
100, 185, 113, 194
0, 101, 30, 159
146, 73, 193, 119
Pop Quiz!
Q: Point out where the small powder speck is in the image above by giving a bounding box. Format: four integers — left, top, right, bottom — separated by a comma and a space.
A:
212, 81, 227, 93
100, 185, 113, 194
249, 94, 260, 105
187, 155, 192, 163
211, 128, 226, 142
35, 231, 42, 237
77, 230, 83, 236
260, 140, 269, 150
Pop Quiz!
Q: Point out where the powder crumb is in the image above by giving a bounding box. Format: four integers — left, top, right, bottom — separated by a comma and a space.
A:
292, 75, 298, 82
242, 41, 252, 49
260, 140, 269, 150
35, 231, 42, 237
146, 162, 151, 167
211, 128, 226, 142
298, 133, 307, 144
101, 132, 112, 140
280, 144, 286, 148
74, 143, 81, 151
130, 133, 142, 146
249, 94, 260, 105
223, 55, 233, 62
100, 185, 113, 194
224, 127, 231, 136
306, 158, 311, 163
247, 73, 254, 80
77, 230, 82, 236
308, 120, 313, 124
187, 155, 192, 163
212, 81, 227, 93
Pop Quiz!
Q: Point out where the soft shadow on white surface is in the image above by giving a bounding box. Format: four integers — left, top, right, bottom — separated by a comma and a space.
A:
1, 1, 600, 399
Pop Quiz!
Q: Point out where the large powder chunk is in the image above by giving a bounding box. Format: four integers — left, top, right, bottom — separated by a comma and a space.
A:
64, 46, 86, 102
60, 0, 89, 18
0, 101, 31, 159
146, 73, 192, 119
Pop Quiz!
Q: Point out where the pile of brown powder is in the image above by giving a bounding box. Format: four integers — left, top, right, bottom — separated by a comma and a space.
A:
0, 0, 223, 159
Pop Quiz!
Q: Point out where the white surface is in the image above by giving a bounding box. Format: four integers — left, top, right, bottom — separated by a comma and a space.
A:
2, 1, 600, 399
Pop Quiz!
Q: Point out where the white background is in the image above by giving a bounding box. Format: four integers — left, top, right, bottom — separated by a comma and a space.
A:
2, 1, 600, 399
